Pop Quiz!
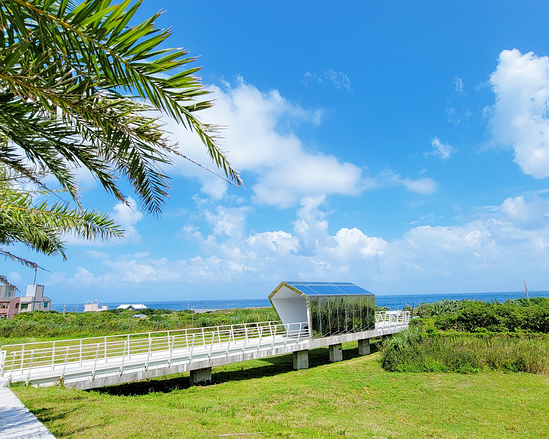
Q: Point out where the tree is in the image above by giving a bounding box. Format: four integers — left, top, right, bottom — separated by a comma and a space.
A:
0, 0, 242, 281
0, 168, 123, 269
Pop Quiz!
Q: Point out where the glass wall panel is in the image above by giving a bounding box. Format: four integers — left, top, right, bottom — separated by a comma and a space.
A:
309, 295, 375, 337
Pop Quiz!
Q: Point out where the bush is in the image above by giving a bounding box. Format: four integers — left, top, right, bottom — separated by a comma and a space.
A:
380, 332, 549, 375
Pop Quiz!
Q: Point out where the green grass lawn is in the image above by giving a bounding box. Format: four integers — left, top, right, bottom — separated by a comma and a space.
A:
12, 343, 549, 438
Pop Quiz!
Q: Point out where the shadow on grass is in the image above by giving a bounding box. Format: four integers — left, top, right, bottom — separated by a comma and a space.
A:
92, 341, 381, 397
31, 406, 79, 423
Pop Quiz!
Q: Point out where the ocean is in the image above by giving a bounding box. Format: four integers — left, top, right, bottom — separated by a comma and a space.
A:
51, 290, 548, 313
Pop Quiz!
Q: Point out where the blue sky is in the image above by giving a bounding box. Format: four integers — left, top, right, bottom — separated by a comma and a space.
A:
5, 0, 549, 303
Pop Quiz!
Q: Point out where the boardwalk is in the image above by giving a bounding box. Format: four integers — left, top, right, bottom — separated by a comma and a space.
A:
1, 313, 410, 390
0, 386, 56, 438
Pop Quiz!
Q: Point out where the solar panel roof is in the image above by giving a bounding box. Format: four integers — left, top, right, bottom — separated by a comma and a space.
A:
285, 281, 374, 296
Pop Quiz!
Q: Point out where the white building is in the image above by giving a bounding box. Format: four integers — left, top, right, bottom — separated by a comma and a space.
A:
83, 302, 109, 312
117, 304, 147, 310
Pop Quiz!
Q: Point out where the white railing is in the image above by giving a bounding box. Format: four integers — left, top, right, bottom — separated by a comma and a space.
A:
0, 312, 409, 386
0, 321, 310, 382
375, 311, 411, 328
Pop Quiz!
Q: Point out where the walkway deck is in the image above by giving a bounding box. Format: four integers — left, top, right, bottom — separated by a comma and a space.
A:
1, 313, 410, 390
0, 386, 56, 438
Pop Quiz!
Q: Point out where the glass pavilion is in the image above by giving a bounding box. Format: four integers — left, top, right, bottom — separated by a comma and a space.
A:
269, 281, 376, 338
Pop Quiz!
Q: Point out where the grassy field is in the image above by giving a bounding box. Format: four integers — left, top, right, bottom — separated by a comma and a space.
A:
12, 343, 549, 439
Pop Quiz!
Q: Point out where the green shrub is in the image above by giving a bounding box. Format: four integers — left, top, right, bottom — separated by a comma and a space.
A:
381, 332, 549, 375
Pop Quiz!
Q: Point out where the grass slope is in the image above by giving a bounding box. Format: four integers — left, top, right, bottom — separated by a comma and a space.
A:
12, 344, 549, 439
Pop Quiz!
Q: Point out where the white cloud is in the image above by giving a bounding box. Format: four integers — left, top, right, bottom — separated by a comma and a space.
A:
163, 80, 364, 206
50, 192, 549, 296
381, 170, 437, 194
246, 231, 299, 255
489, 49, 549, 178
162, 79, 428, 207
427, 137, 457, 160
111, 197, 143, 243
453, 76, 465, 94
204, 206, 250, 239
325, 70, 353, 91
302, 70, 352, 91
500, 192, 549, 229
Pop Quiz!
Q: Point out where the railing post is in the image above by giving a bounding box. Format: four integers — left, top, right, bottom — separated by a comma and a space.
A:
104, 336, 107, 362
226, 327, 232, 355
25, 350, 34, 385
91, 344, 100, 380
209, 332, 215, 358
20, 345, 24, 372
61, 346, 69, 382
145, 335, 152, 371
189, 334, 195, 362
271, 325, 277, 348
51, 341, 56, 369
0, 350, 6, 376
119, 340, 127, 375
79, 339, 83, 366
258, 324, 262, 351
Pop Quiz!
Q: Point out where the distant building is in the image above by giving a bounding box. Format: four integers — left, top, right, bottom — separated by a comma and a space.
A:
0, 284, 52, 319
83, 302, 109, 312
19, 285, 52, 313
117, 304, 147, 310
0, 285, 17, 319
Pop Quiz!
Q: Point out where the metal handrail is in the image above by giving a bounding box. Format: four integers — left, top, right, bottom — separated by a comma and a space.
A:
375, 311, 411, 325
0, 312, 409, 385
0, 321, 309, 378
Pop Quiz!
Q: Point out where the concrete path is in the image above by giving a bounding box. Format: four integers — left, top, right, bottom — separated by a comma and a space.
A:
0, 386, 56, 438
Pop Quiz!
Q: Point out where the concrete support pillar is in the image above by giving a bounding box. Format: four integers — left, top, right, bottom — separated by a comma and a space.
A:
358, 338, 371, 356
189, 367, 212, 385
293, 350, 309, 370
329, 343, 343, 362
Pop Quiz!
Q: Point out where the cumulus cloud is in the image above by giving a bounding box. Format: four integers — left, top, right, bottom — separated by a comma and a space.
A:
155, 79, 437, 208
49, 192, 549, 296
499, 192, 549, 229
489, 49, 549, 178
427, 137, 457, 160
204, 206, 250, 239
162, 79, 378, 207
